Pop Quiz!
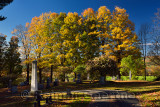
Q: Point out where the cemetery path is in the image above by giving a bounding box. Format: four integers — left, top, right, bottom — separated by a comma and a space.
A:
49, 89, 141, 107
79, 89, 141, 107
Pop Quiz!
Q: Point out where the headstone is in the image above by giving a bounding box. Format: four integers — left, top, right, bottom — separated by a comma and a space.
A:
77, 73, 81, 80
46, 77, 51, 89
31, 60, 38, 93
8, 79, 12, 88
66, 88, 71, 95
87, 73, 90, 80
129, 71, 132, 80
11, 86, 18, 94
38, 83, 44, 90
99, 76, 105, 85
116, 75, 119, 80
112, 76, 115, 80
53, 79, 59, 86
76, 73, 82, 84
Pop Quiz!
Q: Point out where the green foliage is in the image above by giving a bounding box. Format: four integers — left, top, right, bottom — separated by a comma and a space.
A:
73, 65, 86, 74
73, 65, 87, 80
120, 55, 144, 80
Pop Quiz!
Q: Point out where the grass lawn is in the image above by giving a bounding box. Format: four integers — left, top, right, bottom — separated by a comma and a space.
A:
0, 80, 160, 106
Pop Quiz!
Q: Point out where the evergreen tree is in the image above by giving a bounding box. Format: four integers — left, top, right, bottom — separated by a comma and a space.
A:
0, 0, 13, 21
5, 36, 22, 75
0, 34, 7, 76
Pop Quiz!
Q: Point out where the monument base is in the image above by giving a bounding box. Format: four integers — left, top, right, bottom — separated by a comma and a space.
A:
29, 90, 41, 96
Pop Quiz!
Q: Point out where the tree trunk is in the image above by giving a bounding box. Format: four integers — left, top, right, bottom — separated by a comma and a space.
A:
62, 72, 65, 82
50, 65, 53, 83
144, 57, 146, 80
26, 63, 29, 84
129, 70, 132, 80
117, 58, 121, 80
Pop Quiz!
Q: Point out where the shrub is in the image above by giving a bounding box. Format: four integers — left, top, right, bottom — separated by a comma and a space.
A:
73, 65, 87, 80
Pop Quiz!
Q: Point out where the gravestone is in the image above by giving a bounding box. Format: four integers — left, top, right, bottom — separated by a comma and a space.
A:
53, 79, 59, 86
112, 76, 115, 80
66, 88, 71, 95
38, 83, 44, 90
87, 73, 90, 80
46, 77, 51, 89
8, 79, 12, 88
11, 86, 18, 94
76, 73, 82, 84
30, 60, 38, 94
99, 76, 105, 85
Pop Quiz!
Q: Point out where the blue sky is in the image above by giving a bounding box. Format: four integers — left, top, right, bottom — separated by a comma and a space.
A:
0, 0, 160, 41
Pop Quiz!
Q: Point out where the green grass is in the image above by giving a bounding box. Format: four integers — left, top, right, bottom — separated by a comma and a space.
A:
106, 76, 157, 81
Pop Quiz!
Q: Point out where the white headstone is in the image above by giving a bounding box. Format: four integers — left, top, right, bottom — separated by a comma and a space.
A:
31, 60, 38, 92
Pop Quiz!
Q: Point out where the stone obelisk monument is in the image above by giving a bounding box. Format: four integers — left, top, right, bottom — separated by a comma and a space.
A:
31, 60, 38, 94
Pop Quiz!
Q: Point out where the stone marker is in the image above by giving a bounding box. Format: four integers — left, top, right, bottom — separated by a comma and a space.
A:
112, 76, 115, 80
38, 83, 44, 90
87, 73, 90, 80
66, 88, 71, 95
11, 86, 18, 94
46, 77, 51, 89
99, 76, 105, 85
76, 73, 82, 84
8, 79, 12, 88
53, 79, 59, 86
31, 60, 38, 94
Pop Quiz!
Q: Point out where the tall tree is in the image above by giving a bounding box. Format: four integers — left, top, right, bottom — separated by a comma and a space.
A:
104, 7, 141, 79
120, 55, 144, 80
5, 36, 22, 75
138, 23, 150, 80
0, 34, 7, 76
11, 23, 31, 84
39, 12, 59, 82
0, 0, 13, 21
